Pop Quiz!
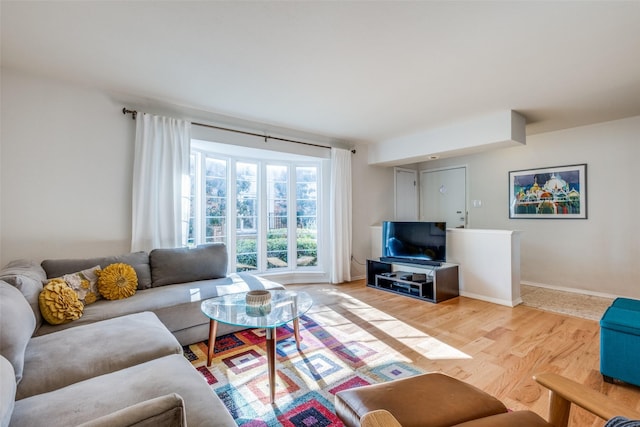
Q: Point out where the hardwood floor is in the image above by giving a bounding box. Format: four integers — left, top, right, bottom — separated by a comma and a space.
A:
287, 280, 640, 427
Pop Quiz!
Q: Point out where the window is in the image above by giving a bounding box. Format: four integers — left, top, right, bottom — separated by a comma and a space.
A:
296, 167, 318, 267
267, 165, 288, 268
188, 142, 322, 275
235, 162, 258, 271
187, 156, 227, 246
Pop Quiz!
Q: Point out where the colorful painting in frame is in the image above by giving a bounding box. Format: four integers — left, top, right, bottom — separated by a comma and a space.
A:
509, 164, 587, 219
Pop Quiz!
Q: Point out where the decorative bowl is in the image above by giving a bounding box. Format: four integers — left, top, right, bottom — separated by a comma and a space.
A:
245, 290, 272, 307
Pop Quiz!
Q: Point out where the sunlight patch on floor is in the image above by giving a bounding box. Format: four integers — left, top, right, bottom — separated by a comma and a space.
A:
321, 289, 471, 361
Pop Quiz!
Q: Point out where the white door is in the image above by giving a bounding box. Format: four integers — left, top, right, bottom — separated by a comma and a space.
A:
420, 167, 466, 227
395, 168, 418, 220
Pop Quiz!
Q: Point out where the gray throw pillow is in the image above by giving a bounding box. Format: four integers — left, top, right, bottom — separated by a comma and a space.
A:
75, 393, 186, 427
150, 244, 228, 287
0, 281, 36, 383
0, 260, 46, 327
0, 356, 16, 427
41, 251, 152, 290
0, 259, 47, 283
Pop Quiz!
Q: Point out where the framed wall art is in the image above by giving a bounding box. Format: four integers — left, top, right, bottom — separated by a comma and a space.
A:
509, 164, 587, 219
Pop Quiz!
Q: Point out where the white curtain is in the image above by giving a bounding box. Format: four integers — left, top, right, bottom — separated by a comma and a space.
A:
329, 148, 352, 284
131, 113, 191, 253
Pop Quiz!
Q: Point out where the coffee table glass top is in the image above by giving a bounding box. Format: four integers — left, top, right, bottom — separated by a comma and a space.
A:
201, 289, 312, 329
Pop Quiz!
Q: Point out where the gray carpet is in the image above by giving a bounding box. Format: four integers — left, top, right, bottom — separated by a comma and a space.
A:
521, 285, 613, 321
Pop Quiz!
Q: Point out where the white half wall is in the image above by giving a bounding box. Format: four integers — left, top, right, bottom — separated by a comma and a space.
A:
447, 228, 522, 307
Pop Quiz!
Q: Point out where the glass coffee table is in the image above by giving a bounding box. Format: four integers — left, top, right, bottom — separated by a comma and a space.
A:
201, 289, 313, 403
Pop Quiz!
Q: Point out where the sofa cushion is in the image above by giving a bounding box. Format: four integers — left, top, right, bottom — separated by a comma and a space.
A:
75, 393, 186, 427
0, 356, 16, 427
38, 279, 84, 325
150, 243, 227, 287
0, 281, 36, 383
0, 259, 46, 327
0, 259, 47, 283
154, 273, 286, 339
17, 311, 182, 399
11, 354, 236, 427
97, 263, 138, 300
34, 273, 286, 345
42, 251, 152, 290
34, 276, 236, 336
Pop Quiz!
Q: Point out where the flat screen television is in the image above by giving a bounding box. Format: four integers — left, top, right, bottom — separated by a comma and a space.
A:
380, 221, 447, 266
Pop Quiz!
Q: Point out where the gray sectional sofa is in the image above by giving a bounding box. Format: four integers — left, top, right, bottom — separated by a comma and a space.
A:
0, 243, 285, 427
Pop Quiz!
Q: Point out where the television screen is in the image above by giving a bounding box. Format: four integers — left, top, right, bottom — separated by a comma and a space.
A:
381, 221, 447, 265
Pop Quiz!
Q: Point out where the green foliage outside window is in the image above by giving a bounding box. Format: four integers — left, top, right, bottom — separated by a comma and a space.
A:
236, 229, 317, 270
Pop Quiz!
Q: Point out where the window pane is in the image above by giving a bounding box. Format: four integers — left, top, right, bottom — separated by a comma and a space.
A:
205, 157, 227, 244
187, 154, 197, 246
267, 165, 288, 269
296, 166, 318, 267
236, 235, 257, 272
205, 217, 226, 243
236, 162, 257, 271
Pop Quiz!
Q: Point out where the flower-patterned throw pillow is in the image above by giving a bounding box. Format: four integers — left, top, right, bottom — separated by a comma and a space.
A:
97, 263, 138, 300
38, 279, 84, 325
60, 266, 101, 305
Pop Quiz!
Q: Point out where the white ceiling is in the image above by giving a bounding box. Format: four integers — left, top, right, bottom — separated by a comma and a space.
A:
2, 1, 640, 145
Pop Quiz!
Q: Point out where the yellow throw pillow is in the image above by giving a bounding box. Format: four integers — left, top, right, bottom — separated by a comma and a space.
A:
39, 279, 84, 325
97, 263, 138, 300
59, 265, 101, 305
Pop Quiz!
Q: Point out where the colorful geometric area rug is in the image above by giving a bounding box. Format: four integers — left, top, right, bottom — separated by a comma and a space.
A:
183, 314, 425, 426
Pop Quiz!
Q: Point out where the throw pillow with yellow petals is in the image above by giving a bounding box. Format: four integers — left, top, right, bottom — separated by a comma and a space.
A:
97, 263, 138, 300
39, 279, 84, 325
59, 265, 101, 305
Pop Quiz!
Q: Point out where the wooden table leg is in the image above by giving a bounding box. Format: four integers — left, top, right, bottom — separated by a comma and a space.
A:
207, 319, 218, 367
265, 327, 276, 404
293, 318, 302, 350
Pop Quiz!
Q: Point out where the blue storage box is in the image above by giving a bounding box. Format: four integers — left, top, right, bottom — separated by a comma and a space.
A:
600, 298, 640, 386
612, 297, 640, 311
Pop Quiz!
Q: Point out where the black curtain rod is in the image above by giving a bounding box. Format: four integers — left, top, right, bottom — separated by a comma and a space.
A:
122, 108, 355, 154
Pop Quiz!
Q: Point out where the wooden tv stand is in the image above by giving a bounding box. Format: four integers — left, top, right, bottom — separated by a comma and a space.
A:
366, 259, 459, 303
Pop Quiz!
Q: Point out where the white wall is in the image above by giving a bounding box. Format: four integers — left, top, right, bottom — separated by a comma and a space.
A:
0, 70, 394, 283
350, 143, 394, 279
1, 70, 135, 264
6, 69, 635, 295
418, 116, 640, 298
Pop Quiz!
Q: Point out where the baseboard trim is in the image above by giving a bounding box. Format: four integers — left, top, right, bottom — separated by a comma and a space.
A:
521, 280, 619, 300
459, 291, 522, 308
259, 271, 330, 285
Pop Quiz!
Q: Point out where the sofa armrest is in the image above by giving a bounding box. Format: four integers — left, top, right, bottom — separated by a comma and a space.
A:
75, 393, 187, 427
534, 373, 640, 427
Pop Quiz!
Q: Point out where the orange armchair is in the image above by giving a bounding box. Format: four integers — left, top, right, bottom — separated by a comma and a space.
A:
354, 373, 640, 427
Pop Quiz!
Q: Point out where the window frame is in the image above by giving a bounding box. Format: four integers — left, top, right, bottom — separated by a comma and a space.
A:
189, 141, 326, 278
